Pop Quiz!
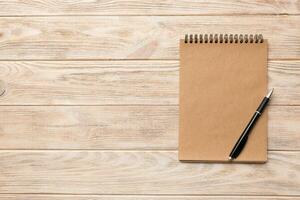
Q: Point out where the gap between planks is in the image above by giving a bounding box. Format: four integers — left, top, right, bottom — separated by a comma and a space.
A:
0, 14, 298, 17
0, 58, 298, 61
0, 193, 299, 197
0, 149, 299, 152
0, 104, 299, 106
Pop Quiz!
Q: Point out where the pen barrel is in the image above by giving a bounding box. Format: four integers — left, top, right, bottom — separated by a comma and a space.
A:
257, 97, 269, 113
242, 112, 261, 137
229, 94, 272, 160
229, 112, 260, 159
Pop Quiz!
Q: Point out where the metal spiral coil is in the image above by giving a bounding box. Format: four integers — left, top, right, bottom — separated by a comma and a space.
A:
184, 34, 264, 44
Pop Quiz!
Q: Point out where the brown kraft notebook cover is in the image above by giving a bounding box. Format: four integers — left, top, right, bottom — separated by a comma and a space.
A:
179, 34, 268, 163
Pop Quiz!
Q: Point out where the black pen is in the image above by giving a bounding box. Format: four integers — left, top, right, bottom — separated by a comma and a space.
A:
229, 88, 274, 160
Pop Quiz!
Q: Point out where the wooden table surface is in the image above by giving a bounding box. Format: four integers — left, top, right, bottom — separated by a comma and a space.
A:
0, 1, 299, 199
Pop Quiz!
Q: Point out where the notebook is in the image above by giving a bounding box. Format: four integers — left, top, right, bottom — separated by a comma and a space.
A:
179, 34, 268, 163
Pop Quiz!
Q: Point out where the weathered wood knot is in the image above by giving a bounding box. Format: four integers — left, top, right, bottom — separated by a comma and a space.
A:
0, 80, 6, 97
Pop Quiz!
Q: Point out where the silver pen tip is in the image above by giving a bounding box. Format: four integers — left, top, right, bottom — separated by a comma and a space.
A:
228, 156, 233, 161
266, 88, 274, 98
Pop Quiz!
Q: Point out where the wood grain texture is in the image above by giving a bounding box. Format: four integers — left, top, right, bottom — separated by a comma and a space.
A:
0, 60, 299, 105
0, 0, 299, 15
0, 106, 178, 150
0, 106, 299, 150
0, 1, 299, 199
0, 151, 299, 195
0, 61, 178, 105
0, 16, 299, 60
0, 195, 299, 200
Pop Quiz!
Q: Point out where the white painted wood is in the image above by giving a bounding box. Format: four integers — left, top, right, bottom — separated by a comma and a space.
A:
0, 106, 299, 150
0, 0, 299, 15
0, 61, 299, 105
0, 151, 299, 195
0, 16, 299, 60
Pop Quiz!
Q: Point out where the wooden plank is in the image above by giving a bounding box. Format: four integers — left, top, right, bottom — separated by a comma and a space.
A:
0, 195, 299, 200
0, 106, 298, 150
269, 61, 300, 105
0, 60, 178, 105
0, 106, 178, 150
0, 0, 299, 16
269, 106, 300, 151
0, 16, 299, 60
0, 151, 299, 195
0, 60, 299, 105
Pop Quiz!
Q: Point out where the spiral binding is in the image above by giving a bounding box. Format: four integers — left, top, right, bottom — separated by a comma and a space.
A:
184, 34, 264, 44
